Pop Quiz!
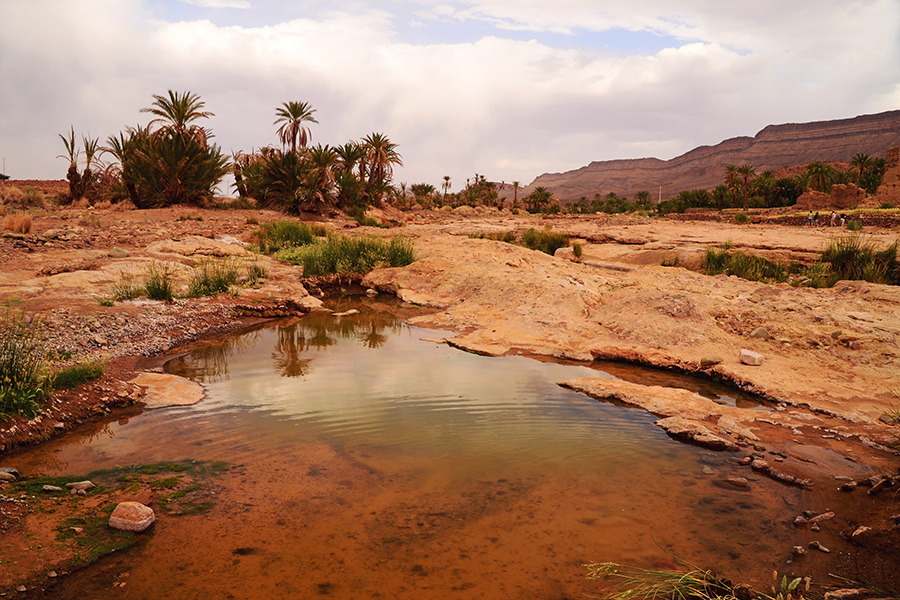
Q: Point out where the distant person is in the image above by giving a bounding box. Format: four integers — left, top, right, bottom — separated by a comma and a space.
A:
830, 211, 837, 227
807, 210, 814, 226
840, 213, 846, 227
814, 212, 820, 227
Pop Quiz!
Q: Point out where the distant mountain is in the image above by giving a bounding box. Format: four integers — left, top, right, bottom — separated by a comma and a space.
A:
527, 110, 900, 201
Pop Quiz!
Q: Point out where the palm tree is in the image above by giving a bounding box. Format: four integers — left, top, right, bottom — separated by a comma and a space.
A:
58, 126, 81, 202
805, 162, 835, 193
634, 190, 651, 207
442, 175, 451, 201
737, 164, 756, 209
141, 90, 213, 143
724, 164, 739, 206
850, 153, 874, 187
303, 144, 338, 211
361, 132, 403, 204
512, 181, 521, 210
275, 101, 318, 154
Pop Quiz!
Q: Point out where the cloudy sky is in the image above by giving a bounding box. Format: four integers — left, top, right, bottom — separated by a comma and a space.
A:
1, 0, 898, 193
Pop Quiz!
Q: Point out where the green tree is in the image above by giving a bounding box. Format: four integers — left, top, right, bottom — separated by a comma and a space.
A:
361, 133, 402, 205
525, 186, 553, 213
633, 190, 651, 207
804, 162, 837, 193
275, 101, 318, 154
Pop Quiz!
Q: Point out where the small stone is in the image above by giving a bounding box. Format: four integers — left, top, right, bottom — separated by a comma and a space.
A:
738, 457, 752, 465
868, 478, 893, 495
811, 524, 820, 532
851, 526, 872, 539
839, 482, 858, 492
700, 355, 723, 367
792, 545, 807, 556
0, 467, 22, 478
365, 288, 378, 297
65, 480, 95, 492
42, 485, 64, 492
739, 349, 765, 366
70, 527, 84, 534
54, 422, 66, 430
108, 247, 130, 258
47, 571, 57, 578
809, 511, 834, 523
793, 515, 809, 526
702, 466, 714, 475
824, 589, 866, 600
808, 540, 831, 553
117, 391, 129, 398
109, 501, 156, 532
0, 472, 16, 482
749, 327, 770, 340
725, 477, 749, 488
833, 475, 854, 482
17, 585, 26, 592
802, 510, 819, 518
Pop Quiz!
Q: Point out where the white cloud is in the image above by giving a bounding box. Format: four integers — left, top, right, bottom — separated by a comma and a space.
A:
181, 0, 251, 8
0, 0, 897, 190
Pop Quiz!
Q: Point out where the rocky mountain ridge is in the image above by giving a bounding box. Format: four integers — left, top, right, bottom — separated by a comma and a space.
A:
529, 110, 900, 201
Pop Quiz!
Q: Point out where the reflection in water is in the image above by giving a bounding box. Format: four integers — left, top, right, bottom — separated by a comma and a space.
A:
168, 309, 406, 382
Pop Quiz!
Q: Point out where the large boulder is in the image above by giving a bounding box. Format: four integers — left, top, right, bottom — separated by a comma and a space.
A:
796, 183, 866, 210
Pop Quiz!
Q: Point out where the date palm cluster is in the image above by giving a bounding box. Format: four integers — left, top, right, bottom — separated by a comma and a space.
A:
234, 101, 402, 215
58, 92, 402, 214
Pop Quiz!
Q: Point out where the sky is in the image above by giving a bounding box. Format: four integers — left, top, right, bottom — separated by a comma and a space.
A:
1, 0, 898, 194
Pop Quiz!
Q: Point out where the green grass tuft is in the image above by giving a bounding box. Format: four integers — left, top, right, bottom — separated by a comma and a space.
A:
255, 220, 320, 254
52, 361, 104, 390
188, 258, 241, 297
279, 235, 416, 276
144, 262, 175, 302
521, 227, 570, 255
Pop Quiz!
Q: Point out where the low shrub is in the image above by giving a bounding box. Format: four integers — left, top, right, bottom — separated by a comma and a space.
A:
145, 262, 176, 302
572, 242, 583, 259
703, 247, 788, 283
521, 227, 570, 255
0, 311, 48, 418
846, 219, 863, 231
52, 361, 105, 390
734, 212, 750, 224
469, 230, 518, 244
188, 258, 241, 297
2, 213, 32, 234
280, 235, 416, 276
244, 258, 269, 287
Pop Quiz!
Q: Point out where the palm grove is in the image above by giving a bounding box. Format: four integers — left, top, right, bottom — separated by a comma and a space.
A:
58, 90, 888, 217
59, 91, 402, 216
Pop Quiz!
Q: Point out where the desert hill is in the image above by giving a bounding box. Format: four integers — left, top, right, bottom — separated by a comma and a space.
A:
528, 110, 900, 201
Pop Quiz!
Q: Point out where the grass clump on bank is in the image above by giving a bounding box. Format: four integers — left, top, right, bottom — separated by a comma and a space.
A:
52, 361, 105, 390
469, 226, 570, 255
254, 220, 326, 254
703, 234, 899, 288
187, 258, 241, 297
278, 235, 416, 276
0, 310, 48, 418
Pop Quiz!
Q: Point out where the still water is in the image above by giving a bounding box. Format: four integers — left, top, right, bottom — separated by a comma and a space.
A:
13, 303, 800, 599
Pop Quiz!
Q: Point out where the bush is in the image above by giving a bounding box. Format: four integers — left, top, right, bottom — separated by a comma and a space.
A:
188, 258, 241, 297
521, 227, 569, 255
734, 212, 750, 224
244, 258, 269, 287
145, 262, 176, 302
703, 247, 788, 283
846, 219, 863, 231
2, 213, 33, 234
111, 271, 144, 301
280, 235, 415, 276
572, 242, 583, 259
0, 311, 47, 418
255, 220, 318, 254
52, 361, 104, 390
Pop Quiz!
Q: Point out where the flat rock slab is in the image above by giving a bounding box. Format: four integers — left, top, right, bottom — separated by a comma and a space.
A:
109, 501, 156, 532
131, 372, 205, 409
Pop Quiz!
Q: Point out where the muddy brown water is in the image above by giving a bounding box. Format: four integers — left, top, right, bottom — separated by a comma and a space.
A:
10, 304, 832, 599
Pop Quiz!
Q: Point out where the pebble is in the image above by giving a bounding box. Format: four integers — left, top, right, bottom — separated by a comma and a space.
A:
0, 472, 16, 482
792, 545, 807, 556
65, 480, 96, 492
702, 466, 714, 475
808, 540, 831, 553
42, 485, 64, 492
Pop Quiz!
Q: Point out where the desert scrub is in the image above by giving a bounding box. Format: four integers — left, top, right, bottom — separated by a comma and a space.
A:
2, 212, 32, 233
468, 230, 518, 244
521, 227, 570, 255
51, 360, 105, 390
703, 247, 788, 283
144, 262, 176, 302
0, 310, 49, 418
188, 257, 241, 297
255, 220, 322, 254
733, 212, 750, 224
279, 235, 416, 276
244, 257, 269, 286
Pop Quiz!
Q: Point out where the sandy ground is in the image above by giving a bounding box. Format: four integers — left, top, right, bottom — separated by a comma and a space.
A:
0, 203, 898, 595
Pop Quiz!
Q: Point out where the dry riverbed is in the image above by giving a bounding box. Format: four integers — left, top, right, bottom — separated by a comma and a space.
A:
1, 203, 899, 595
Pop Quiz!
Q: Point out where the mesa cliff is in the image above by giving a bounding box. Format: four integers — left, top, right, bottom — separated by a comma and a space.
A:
528, 110, 900, 201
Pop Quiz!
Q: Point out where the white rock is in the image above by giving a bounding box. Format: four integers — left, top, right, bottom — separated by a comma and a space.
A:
109, 502, 156, 532
739, 349, 765, 366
